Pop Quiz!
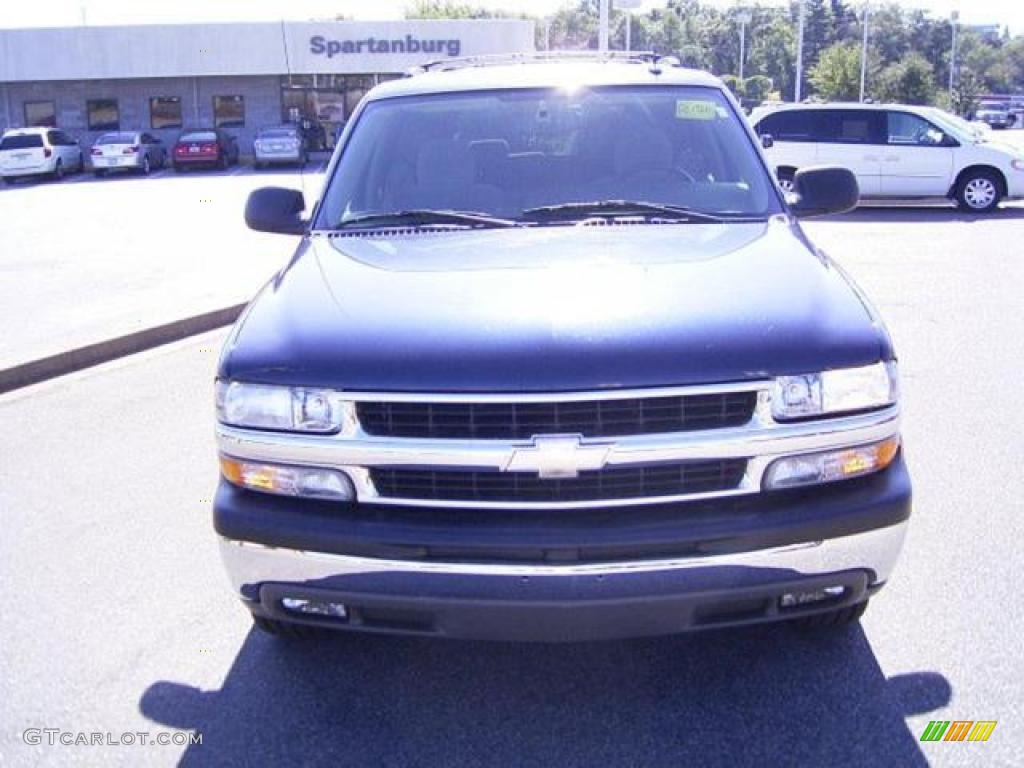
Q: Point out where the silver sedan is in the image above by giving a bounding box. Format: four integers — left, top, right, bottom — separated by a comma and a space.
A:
253, 127, 309, 168
91, 131, 167, 176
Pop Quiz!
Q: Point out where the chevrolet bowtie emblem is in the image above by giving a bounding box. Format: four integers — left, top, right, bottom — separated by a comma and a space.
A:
504, 435, 612, 479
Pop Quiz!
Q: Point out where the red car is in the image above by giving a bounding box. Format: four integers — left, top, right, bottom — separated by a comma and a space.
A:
171, 128, 239, 171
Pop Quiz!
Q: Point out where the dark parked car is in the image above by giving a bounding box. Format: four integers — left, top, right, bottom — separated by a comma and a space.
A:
974, 101, 1015, 129
216, 55, 909, 643
171, 128, 239, 171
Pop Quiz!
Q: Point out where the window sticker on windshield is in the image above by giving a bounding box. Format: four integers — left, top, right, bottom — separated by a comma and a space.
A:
675, 100, 722, 121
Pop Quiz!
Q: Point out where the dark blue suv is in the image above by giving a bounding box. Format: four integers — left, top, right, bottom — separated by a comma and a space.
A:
214, 55, 909, 642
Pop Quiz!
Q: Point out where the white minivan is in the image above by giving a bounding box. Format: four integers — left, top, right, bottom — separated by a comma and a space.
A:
0, 127, 84, 184
751, 103, 1024, 213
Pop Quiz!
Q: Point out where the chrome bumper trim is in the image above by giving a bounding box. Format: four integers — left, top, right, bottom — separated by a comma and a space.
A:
218, 521, 908, 594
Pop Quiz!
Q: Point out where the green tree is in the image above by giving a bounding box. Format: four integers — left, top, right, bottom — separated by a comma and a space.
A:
407, 0, 1024, 98
875, 53, 937, 104
743, 75, 774, 104
951, 69, 983, 117
865, 3, 910, 66
802, 0, 838, 65
808, 42, 863, 100
406, 1, 502, 19
720, 74, 743, 98
749, 12, 796, 99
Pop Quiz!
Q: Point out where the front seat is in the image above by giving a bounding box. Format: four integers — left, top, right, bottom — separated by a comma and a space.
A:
401, 140, 506, 215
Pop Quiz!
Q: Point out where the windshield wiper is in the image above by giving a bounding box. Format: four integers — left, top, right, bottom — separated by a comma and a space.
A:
337, 209, 521, 230
521, 200, 746, 224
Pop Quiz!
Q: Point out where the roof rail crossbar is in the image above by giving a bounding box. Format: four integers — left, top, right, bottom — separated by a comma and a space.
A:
405, 50, 679, 77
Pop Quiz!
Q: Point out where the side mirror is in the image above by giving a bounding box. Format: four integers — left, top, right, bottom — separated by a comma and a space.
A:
789, 166, 859, 218
245, 187, 306, 235
760, 133, 774, 149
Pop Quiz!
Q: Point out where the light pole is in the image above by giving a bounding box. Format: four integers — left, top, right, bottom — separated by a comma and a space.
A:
949, 11, 959, 100
859, 2, 871, 103
795, 0, 806, 102
599, 0, 610, 52
736, 10, 752, 82
616, 0, 642, 53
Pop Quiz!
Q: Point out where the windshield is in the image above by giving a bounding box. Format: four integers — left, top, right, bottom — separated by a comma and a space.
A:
180, 131, 216, 142
317, 85, 780, 228
96, 132, 137, 143
921, 110, 977, 142
1, 134, 44, 150
97, 132, 137, 144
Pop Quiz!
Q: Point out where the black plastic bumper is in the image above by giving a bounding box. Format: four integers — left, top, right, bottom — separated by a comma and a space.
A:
250, 568, 883, 641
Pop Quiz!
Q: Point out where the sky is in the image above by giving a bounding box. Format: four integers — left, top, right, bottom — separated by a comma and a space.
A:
0, 0, 1019, 35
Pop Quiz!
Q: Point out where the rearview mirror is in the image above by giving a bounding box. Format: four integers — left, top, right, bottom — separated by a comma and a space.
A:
788, 166, 859, 218
245, 187, 306, 235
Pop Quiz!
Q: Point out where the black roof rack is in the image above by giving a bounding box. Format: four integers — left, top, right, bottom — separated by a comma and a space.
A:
405, 51, 682, 77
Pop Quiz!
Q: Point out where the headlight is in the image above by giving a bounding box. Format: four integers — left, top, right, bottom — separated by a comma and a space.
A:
216, 380, 342, 433
772, 362, 898, 421
763, 436, 900, 490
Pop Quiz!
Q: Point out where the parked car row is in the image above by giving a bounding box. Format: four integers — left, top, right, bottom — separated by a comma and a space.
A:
750, 102, 1024, 213
1, 123, 318, 183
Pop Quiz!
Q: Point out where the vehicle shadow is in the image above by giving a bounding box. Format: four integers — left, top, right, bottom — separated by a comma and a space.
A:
140, 622, 949, 767
819, 203, 1024, 224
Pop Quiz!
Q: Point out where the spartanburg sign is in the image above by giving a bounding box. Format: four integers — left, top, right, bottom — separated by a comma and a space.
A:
310, 34, 462, 59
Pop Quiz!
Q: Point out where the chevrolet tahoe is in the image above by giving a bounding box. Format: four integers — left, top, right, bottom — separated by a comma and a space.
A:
214, 54, 910, 642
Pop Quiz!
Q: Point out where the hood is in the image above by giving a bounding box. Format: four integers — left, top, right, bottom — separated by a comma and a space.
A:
220, 218, 891, 392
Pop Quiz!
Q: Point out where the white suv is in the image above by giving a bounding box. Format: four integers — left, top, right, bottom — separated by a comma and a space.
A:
0, 127, 84, 184
751, 103, 1024, 213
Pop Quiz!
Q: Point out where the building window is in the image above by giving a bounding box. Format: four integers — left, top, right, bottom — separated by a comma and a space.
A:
24, 101, 56, 127
150, 97, 182, 129
87, 99, 120, 130
213, 95, 244, 128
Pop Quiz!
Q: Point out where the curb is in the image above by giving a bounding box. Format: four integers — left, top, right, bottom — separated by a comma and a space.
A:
0, 304, 246, 394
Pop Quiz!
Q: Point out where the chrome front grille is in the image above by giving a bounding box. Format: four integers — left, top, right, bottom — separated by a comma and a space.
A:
370, 459, 747, 504
356, 391, 757, 440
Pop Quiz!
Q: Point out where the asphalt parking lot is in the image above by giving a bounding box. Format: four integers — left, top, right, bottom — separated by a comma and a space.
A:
1, 175, 1023, 766
0, 158, 329, 371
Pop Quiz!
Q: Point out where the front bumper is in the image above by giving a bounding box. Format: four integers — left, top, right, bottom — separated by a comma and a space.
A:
222, 522, 906, 641
217, 456, 910, 641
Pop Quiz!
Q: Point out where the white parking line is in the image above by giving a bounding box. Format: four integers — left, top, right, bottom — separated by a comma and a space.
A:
228, 165, 248, 176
